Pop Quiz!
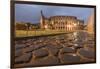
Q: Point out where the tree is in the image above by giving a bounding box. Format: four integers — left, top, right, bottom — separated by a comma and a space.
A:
25, 22, 31, 36
15, 22, 27, 30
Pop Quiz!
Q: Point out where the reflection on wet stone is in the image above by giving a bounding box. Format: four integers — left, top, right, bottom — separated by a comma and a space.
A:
14, 31, 95, 67
32, 56, 60, 66
15, 53, 32, 64
60, 54, 81, 63
78, 48, 95, 59
86, 44, 95, 48
33, 48, 49, 58
15, 44, 27, 50
44, 45, 59, 56
73, 43, 83, 49
60, 47, 75, 54
15, 49, 23, 57
23, 46, 35, 53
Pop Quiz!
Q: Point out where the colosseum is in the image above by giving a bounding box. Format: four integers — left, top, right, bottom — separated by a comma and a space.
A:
40, 11, 85, 31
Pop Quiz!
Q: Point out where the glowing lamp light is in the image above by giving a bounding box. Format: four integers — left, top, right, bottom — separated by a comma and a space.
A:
44, 25, 48, 29
74, 23, 77, 26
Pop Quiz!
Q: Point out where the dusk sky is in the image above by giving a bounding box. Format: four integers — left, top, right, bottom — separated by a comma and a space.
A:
15, 4, 94, 24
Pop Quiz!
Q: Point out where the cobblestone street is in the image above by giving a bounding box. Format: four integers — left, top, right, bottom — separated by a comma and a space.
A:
14, 31, 96, 68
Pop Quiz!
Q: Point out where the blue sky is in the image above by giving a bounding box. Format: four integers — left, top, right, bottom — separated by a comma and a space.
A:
15, 4, 94, 24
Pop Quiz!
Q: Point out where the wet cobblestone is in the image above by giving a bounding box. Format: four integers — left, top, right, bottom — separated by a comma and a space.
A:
14, 31, 96, 68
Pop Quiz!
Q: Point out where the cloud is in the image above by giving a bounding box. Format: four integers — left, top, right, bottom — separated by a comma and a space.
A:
15, 4, 94, 24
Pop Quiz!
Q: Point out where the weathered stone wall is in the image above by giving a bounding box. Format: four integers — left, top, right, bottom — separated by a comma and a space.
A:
40, 11, 84, 31
42, 16, 84, 31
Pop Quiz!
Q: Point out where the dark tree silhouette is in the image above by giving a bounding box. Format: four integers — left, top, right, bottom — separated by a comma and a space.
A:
15, 22, 27, 30
25, 22, 31, 36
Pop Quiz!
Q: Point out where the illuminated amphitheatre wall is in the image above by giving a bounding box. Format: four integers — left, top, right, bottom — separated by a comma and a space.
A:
40, 11, 84, 31
87, 12, 95, 34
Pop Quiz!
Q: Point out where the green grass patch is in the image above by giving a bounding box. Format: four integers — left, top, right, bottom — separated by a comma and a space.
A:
15, 30, 69, 37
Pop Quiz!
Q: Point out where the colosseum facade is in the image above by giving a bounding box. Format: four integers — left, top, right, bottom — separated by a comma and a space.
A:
40, 11, 84, 31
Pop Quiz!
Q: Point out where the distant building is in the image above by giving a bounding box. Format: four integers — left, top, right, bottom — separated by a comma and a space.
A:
40, 10, 84, 31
